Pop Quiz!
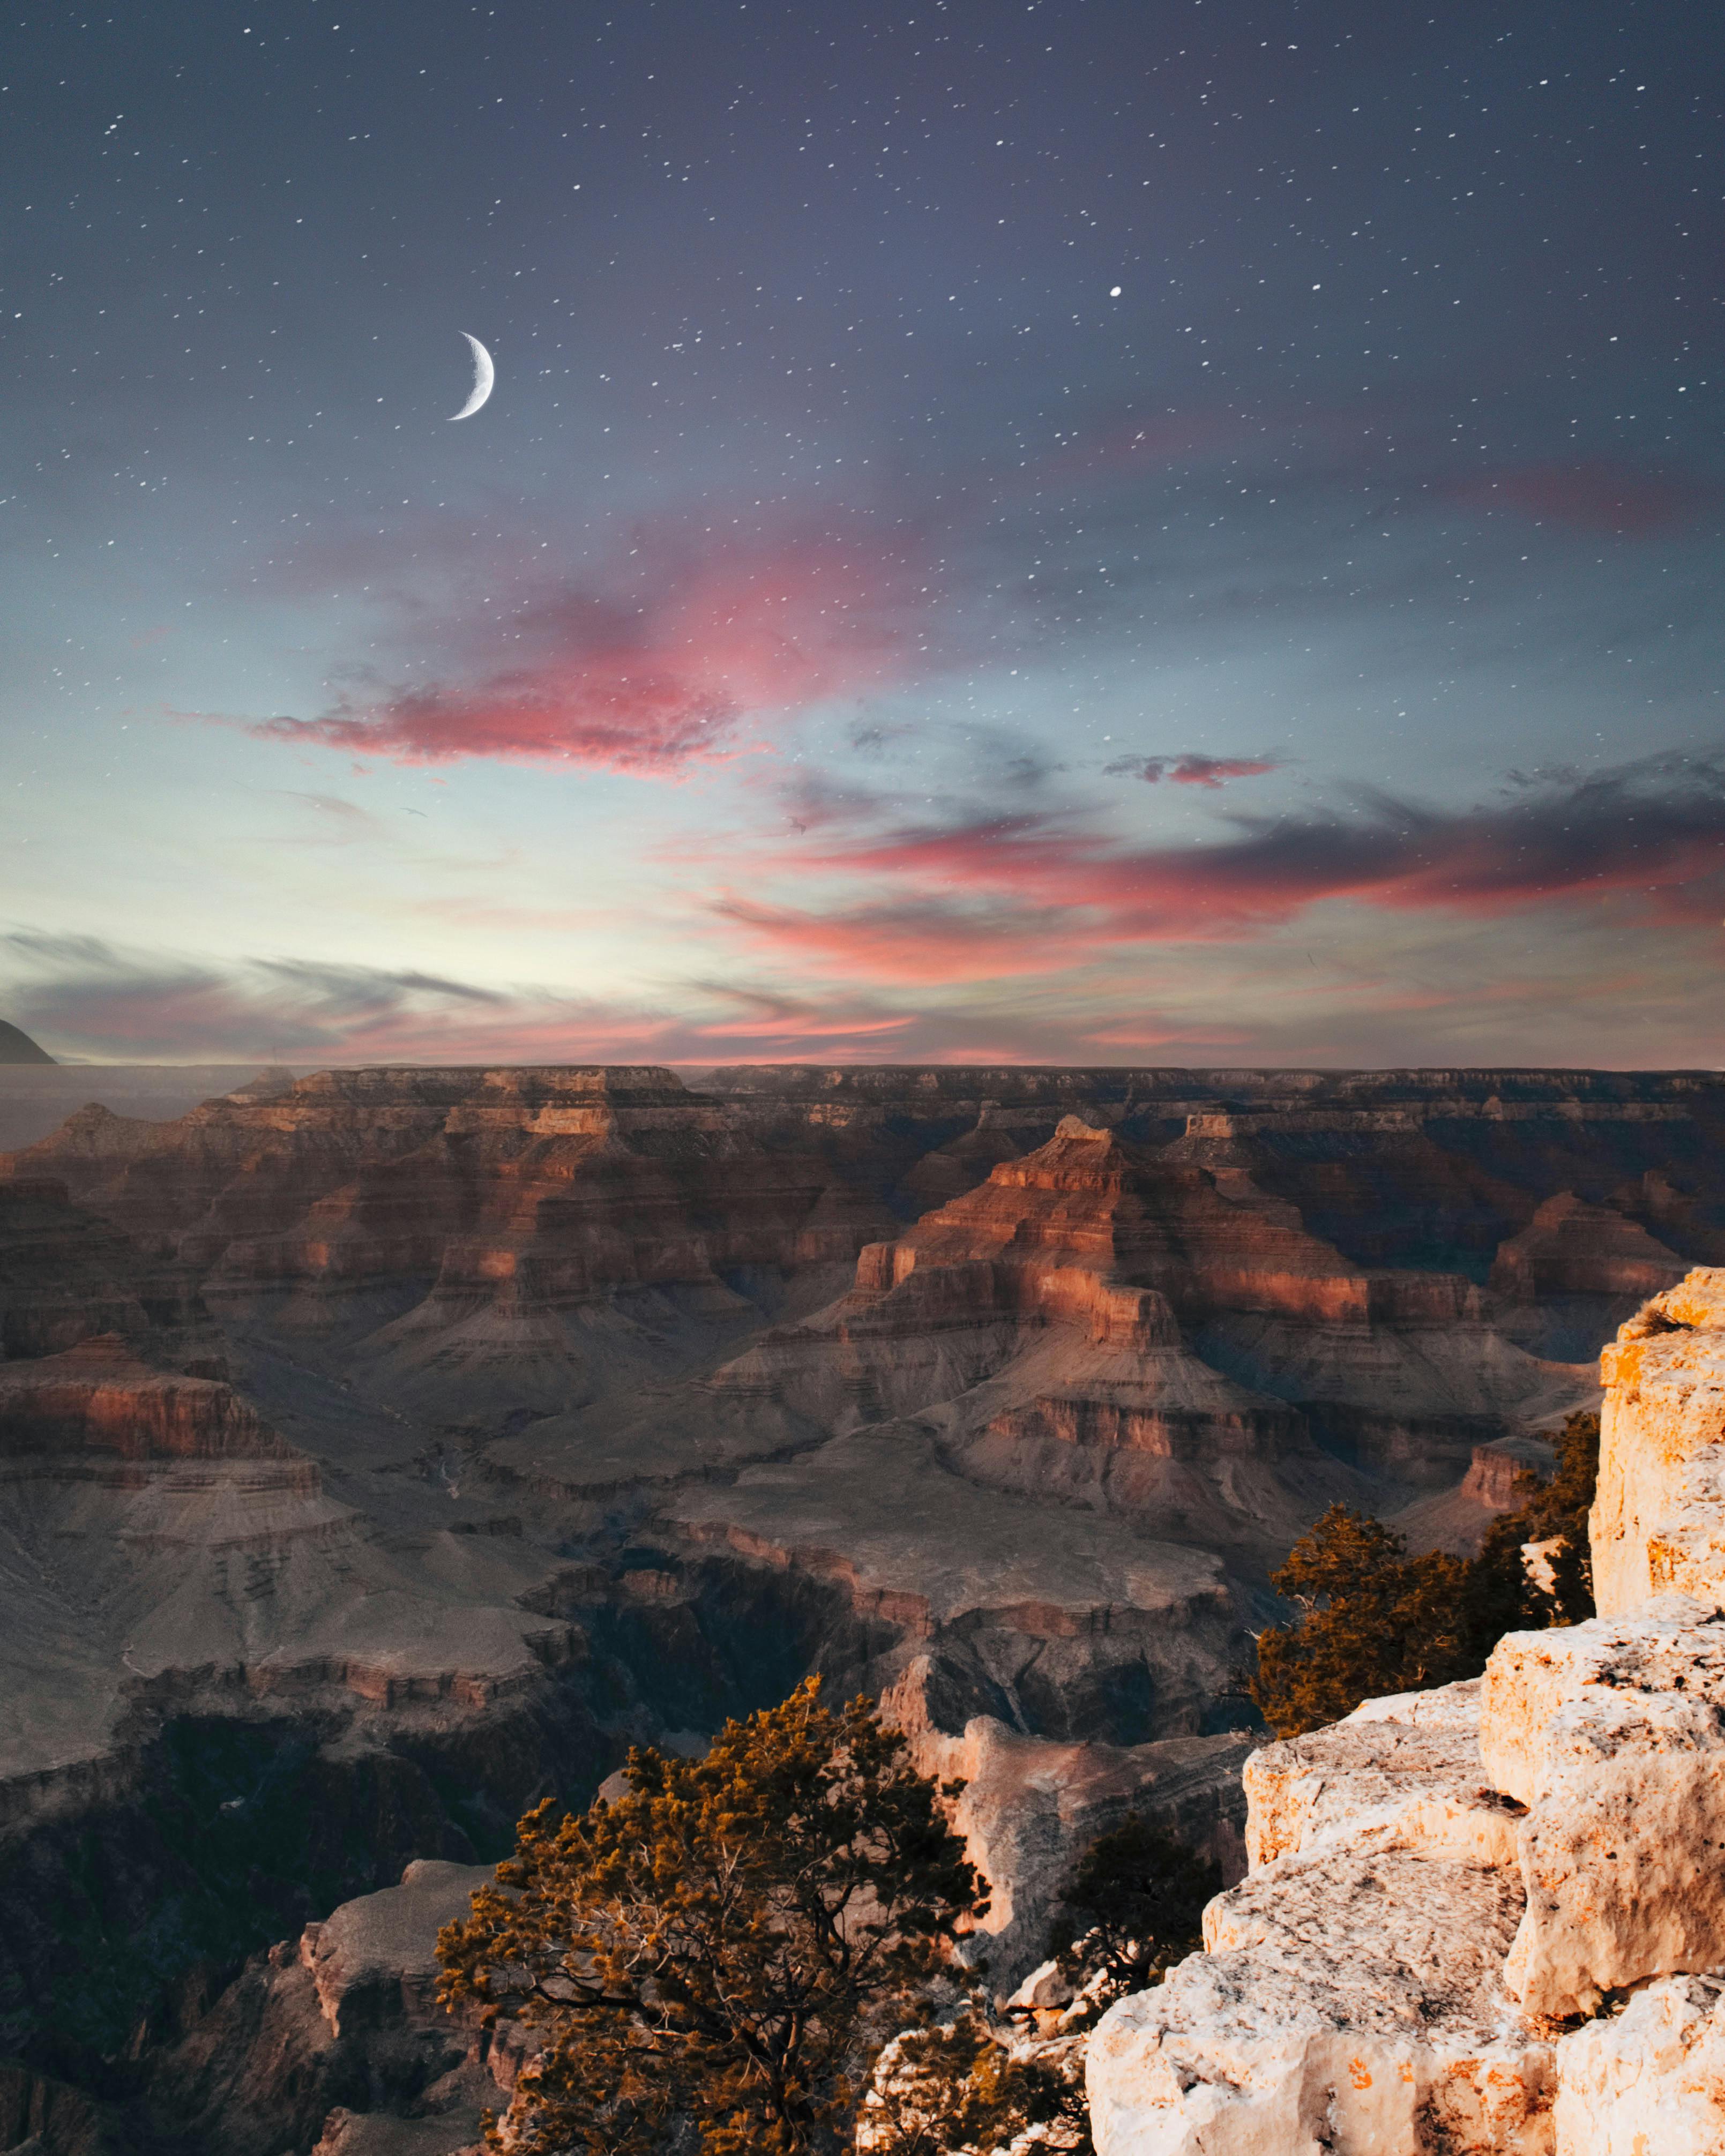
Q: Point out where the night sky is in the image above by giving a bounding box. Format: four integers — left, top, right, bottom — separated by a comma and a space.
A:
5, 0, 1722, 1067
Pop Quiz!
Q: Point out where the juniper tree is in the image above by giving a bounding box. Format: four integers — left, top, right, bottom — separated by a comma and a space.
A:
1049, 1813, 1220, 2009
436, 1679, 984, 2156
1249, 1506, 1473, 1739
1250, 1414, 1602, 1739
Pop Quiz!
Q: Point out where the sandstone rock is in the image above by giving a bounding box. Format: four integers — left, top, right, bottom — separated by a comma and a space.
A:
1242, 1678, 1524, 1871
1392, 1433, 1558, 1557
1088, 1851, 1552, 2155
1, 1173, 209, 1362
1507, 1748, 1725, 2020
1552, 1972, 1725, 2155
1489, 1192, 1686, 1304
0, 1334, 296, 1463
670, 1423, 1246, 1749
141, 1861, 516, 2156
883, 1656, 1248, 1985
1478, 1595, 1725, 2016
1478, 1593, 1725, 1807
710, 1112, 1593, 1563
1590, 1267, 1725, 1616
3, 1068, 895, 1426
300, 1859, 491, 2037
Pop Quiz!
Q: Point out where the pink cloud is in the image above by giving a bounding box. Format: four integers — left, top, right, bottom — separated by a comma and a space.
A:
716, 894, 1103, 984
227, 529, 932, 777
1106, 753, 1279, 788
1453, 460, 1717, 534
723, 755, 1725, 980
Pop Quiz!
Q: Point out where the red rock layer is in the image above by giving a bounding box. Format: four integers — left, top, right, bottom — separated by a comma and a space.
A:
0, 1175, 207, 1360
862, 1117, 1480, 1329
4, 1067, 893, 1328
0, 1335, 298, 1465
1489, 1192, 1687, 1302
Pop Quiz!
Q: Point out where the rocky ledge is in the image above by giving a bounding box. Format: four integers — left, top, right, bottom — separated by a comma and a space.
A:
1088, 1264, 1725, 2155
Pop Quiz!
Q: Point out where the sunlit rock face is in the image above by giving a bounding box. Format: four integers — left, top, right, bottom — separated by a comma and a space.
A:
1489, 1191, 1687, 1304
712, 1113, 1593, 1562
1590, 1267, 1725, 1615
1088, 1848, 1554, 2156
1089, 1267, 1725, 2156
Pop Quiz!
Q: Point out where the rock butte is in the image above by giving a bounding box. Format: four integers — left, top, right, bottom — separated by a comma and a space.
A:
2, 1064, 1724, 2150
1089, 1263, 1725, 2155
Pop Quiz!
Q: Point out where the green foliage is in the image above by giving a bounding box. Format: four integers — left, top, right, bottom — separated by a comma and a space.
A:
1248, 1508, 1474, 1739
1049, 1814, 1220, 2010
1462, 1411, 1600, 1648
857, 2005, 1091, 2155
436, 1679, 984, 2156
1249, 1413, 1601, 1739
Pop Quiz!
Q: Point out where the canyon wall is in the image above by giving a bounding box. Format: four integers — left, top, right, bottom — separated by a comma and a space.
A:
3, 1065, 1725, 2150
1089, 1265, 1725, 2156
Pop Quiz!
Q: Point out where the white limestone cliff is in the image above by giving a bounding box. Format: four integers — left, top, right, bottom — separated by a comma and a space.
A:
1087, 1266, 1725, 2156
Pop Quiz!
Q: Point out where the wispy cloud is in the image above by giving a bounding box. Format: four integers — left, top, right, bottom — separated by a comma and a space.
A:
721, 752, 1725, 980
1103, 753, 1280, 788
208, 521, 942, 778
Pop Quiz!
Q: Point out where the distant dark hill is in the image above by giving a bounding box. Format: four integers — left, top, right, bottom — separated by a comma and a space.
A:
0, 1021, 54, 1064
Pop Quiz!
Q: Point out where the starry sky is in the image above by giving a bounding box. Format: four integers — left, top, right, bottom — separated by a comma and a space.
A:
4, 0, 1722, 1068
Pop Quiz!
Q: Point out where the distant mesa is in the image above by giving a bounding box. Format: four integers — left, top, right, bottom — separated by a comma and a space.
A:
0, 1020, 54, 1065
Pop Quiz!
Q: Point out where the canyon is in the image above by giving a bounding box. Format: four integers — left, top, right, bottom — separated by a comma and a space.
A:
1, 1061, 1722, 2152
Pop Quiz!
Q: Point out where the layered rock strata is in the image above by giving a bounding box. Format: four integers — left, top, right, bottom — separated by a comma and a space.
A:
713, 1117, 1592, 1560
1088, 1266, 1725, 2155
3, 1066, 892, 1429
4, 1070, 1725, 2148
1589, 1267, 1725, 1614
136, 1856, 516, 2156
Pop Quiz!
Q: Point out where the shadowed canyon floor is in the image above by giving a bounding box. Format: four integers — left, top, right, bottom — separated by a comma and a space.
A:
2, 1062, 1723, 2151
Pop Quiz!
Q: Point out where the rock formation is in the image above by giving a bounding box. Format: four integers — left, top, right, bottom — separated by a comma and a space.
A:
1088, 1264, 1725, 2155
133, 1857, 518, 2156
710, 1114, 1594, 1559
0, 1019, 54, 1065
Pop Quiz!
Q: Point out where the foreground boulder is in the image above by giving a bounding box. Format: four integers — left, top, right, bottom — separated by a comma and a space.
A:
1552, 1974, 1725, 2156
1089, 1265, 1725, 2155
1482, 1592, 1725, 2017
1089, 1850, 1552, 2155
1590, 1268, 1725, 1615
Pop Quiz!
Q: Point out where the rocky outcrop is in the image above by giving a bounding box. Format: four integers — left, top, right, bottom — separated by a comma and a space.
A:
1482, 1592, 1725, 2019
1589, 1267, 1725, 1614
0, 1334, 295, 1462
1552, 1974, 1725, 2156
0, 1019, 54, 1065
1392, 1432, 1558, 1555
712, 1117, 1592, 1558
1088, 1850, 1551, 2156
1089, 1266, 1725, 2154
883, 1656, 1249, 1985
135, 1858, 513, 2156
1489, 1192, 1687, 1304
1241, 1678, 1525, 1871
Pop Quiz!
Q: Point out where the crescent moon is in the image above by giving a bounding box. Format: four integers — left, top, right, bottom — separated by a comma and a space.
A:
448, 333, 494, 421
